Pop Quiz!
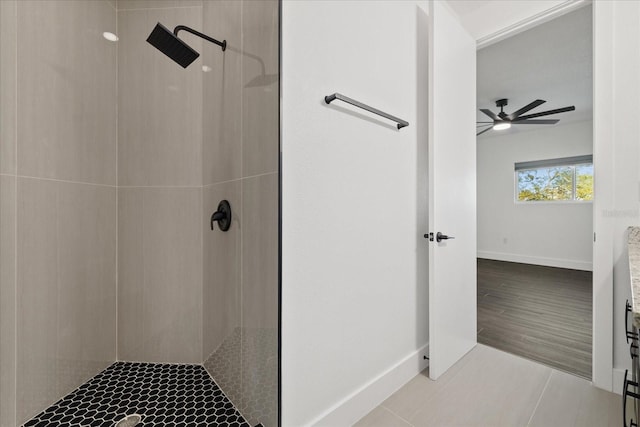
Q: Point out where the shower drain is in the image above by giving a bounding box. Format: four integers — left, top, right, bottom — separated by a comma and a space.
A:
114, 414, 142, 427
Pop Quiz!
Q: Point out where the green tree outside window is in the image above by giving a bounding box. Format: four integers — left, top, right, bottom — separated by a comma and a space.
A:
517, 163, 593, 202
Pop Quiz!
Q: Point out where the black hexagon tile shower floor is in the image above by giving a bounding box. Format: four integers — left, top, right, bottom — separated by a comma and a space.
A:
22, 362, 251, 427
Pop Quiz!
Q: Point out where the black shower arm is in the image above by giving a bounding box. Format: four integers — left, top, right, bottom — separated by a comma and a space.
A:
174, 25, 227, 51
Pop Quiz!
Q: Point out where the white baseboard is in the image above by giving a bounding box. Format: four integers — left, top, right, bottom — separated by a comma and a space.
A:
613, 368, 626, 396
477, 250, 592, 271
310, 344, 429, 427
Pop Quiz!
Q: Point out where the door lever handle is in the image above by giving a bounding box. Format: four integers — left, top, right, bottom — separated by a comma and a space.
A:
436, 232, 454, 243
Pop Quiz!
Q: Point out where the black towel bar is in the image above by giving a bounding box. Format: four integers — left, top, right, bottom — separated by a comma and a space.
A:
324, 92, 409, 130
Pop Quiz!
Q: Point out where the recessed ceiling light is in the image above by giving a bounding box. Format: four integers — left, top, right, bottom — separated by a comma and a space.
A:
493, 122, 511, 131
103, 32, 118, 42
202, 65, 212, 72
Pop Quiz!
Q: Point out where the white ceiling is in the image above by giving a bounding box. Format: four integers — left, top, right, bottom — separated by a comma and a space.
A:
476, 4, 592, 138
446, 0, 570, 42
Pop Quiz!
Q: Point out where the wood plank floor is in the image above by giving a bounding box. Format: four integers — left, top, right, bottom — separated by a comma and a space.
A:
477, 259, 592, 379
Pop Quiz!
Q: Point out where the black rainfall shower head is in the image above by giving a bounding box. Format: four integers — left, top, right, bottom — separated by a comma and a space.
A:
147, 22, 200, 68
146, 22, 227, 69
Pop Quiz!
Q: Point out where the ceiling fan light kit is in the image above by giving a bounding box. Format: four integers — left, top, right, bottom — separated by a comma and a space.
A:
493, 122, 511, 131
476, 98, 575, 136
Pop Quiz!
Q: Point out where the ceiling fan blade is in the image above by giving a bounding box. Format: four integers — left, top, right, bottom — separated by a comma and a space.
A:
476, 126, 493, 136
476, 121, 494, 125
512, 119, 560, 125
480, 109, 499, 121
515, 106, 575, 120
507, 99, 546, 120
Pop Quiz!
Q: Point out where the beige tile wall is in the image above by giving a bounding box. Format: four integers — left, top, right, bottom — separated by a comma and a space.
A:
200, 1, 242, 377
0, 1, 17, 425
117, 5, 203, 187
0, 1, 118, 424
239, 172, 279, 427
1, 0, 278, 424
241, 0, 279, 177
0, 0, 16, 175
17, 0, 117, 185
16, 179, 116, 423
118, 187, 203, 363
117, 0, 203, 10
201, 1, 279, 425
202, 0, 242, 186
115, 0, 278, 371
1, 176, 17, 427
116, 0, 206, 364
116, 0, 278, 376
202, 180, 241, 359
241, 174, 279, 330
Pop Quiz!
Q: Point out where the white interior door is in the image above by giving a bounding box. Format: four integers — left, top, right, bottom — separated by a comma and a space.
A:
427, 0, 477, 380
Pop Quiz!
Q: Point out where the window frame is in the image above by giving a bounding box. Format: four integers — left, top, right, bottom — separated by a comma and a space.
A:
513, 155, 594, 204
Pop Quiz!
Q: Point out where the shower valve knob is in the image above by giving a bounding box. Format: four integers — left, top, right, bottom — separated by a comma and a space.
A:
211, 200, 232, 232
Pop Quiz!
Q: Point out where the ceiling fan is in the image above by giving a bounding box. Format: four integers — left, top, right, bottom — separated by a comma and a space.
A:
476, 98, 575, 136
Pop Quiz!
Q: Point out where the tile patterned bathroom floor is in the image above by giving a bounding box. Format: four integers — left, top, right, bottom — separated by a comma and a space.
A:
22, 362, 250, 427
204, 328, 278, 427
355, 344, 621, 427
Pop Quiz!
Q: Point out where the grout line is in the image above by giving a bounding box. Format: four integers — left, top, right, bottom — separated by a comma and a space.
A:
526, 369, 553, 427
203, 171, 279, 188
114, 0, 119, 363
141, 190, 146, 361
116, 6, 203, 13
380, 405, 416, 426
55, 183, 61, 415
239, 2, 245, 416
199, 184, 203, 362
118, 184, 202, 189
116, 358, 202, 366
198, 3, 206, 366
13, 0, 18, 421
199, 2, 204, 364
14, 175, 116, 188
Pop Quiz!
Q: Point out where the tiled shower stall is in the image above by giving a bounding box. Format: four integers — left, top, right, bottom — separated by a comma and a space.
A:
0, 0, 279, 425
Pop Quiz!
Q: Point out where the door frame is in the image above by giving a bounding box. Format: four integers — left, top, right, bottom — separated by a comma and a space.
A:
471, 1, 612, 391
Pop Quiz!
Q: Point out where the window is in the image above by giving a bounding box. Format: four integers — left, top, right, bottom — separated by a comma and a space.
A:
515, 155, 593, 202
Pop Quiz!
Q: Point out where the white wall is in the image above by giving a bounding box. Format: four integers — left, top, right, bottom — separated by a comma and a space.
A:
477, 121, 593, 271
281, 1, 428, 425
592, 0, 640, 392
609, 0, 640, 386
